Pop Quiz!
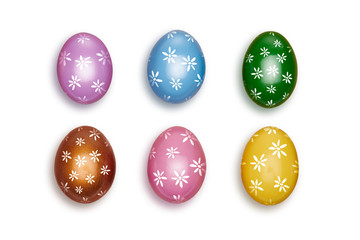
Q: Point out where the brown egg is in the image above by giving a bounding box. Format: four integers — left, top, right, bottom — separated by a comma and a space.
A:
54, 126, 116, 203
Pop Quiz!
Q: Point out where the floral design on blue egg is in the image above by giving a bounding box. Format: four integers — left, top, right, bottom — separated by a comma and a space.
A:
147, 30, 206, 103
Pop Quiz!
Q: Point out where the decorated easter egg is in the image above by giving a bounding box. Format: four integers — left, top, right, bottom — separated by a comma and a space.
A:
54, 126, 116, 203
241, 126, 298, 205
147, 30, 206, 103
148, 126, 206, 203
57, 32, 112, 104
242, 32, 297, 108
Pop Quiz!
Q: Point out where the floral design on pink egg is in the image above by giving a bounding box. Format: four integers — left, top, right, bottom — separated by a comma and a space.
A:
147, 126, 206, 203
57, 32, 112, 104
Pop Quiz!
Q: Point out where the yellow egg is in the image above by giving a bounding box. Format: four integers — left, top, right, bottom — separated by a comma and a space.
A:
241, 126, 298, 205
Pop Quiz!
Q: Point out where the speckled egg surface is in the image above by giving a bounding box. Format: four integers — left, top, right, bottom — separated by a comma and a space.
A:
147, 126, 206, 203
54, 126, 116, 203
147, 30, 205, 103
241, 126, 298, 205
243, 31, 297, 108
57, 32, 112, 104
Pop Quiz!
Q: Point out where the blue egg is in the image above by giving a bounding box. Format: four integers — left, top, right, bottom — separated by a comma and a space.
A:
147, 30, 206, 103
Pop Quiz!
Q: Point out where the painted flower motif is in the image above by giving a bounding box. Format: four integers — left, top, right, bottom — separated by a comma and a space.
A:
194, 74, 202, 87
180, 130, 197, 146
75, 55, 92, 70
61, 182, 70, 192
85, 174, 95, 184
97, 190, 107, 196
77, 96, 88, 104
75, 155, 87, 168
89, 150, 101, 162
149, 70, 162, 87
167, 31, 177, 38
59, 51, 71, 66
162, 47, 177, 63
96, 50, 111, 65
267, 65, 279, 77
260, 47, 270, 57
282, 72, 292, 84
82, 197, 89, 203
162, 129, 171, 140
292, 160, 299, 174
273, 40, 282, 47
172, 170, 189, 188
181, 56, 197, 71
170, 78, 182, 91
250, 134, 259, 143
76, 138, 85, 146
173, 194, 181, 202
251, 67, 263, 79
250, 88, 262, 100
153, 170, 167, 187
282, 92, 289, 100
68, 75, 81, 91
250, 154, 267, 172
91, 80, 105, 94
166, 147, 180, 159
163, 95, 171, 101
287, 46, 292, 53
100, 165, 110, 175
269, 140, 287, 159
264, 127, 277, 135
245, 53, 254, 63
266, 85, 276, 94
185, 34, 194, 42
89, 129, 100, 141
77, 34, 90, 44
69, 170, 79, 181
150, 147, 156, 159
249, 179, 263, 196
62, 150, 71, 163
75, 186, 83, 194
276, 53, 287, 63
266, 100, 275, 107
274, 176, 290, 192
189, 157, 206, 176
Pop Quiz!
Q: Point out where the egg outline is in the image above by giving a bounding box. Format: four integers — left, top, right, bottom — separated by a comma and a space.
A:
57, 32, 113, 104
147, 126, 206, 203
242, 31, 298, 108
241, 126, 299, 205
54, 126, 116, 204
147, 30, 206, 104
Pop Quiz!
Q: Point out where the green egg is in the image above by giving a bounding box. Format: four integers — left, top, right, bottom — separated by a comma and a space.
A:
242, 31, 297, 108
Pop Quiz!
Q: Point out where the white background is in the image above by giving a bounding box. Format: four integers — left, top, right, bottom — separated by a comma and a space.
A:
0, 0, 359, 239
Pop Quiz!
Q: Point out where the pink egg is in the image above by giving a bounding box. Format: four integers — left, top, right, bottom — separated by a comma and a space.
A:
57, 32, 112, 104
147, 126, 206, 203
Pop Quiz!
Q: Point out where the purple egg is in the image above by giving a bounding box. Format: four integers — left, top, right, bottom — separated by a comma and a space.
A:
57, 33, 112, 104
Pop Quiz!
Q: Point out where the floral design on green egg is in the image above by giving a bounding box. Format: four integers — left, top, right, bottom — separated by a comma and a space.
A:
243, 31, 297, 108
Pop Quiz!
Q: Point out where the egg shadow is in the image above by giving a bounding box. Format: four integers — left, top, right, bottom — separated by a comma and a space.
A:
235, 129, 285, 211
236, 31, 287, 114
51, 34, 102, 110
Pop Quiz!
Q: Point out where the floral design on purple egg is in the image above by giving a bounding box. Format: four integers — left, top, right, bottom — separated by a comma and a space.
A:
57, 33, 113, 104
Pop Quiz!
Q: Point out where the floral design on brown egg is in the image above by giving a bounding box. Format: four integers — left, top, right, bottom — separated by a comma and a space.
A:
54, 126, 116, 203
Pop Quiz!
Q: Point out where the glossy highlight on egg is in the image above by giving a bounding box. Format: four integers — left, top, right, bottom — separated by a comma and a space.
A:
147, 126, 206, 203
54, 126, 116, 203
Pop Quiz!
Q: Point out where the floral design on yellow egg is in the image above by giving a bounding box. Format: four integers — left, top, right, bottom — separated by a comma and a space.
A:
241, 126, 298, 205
